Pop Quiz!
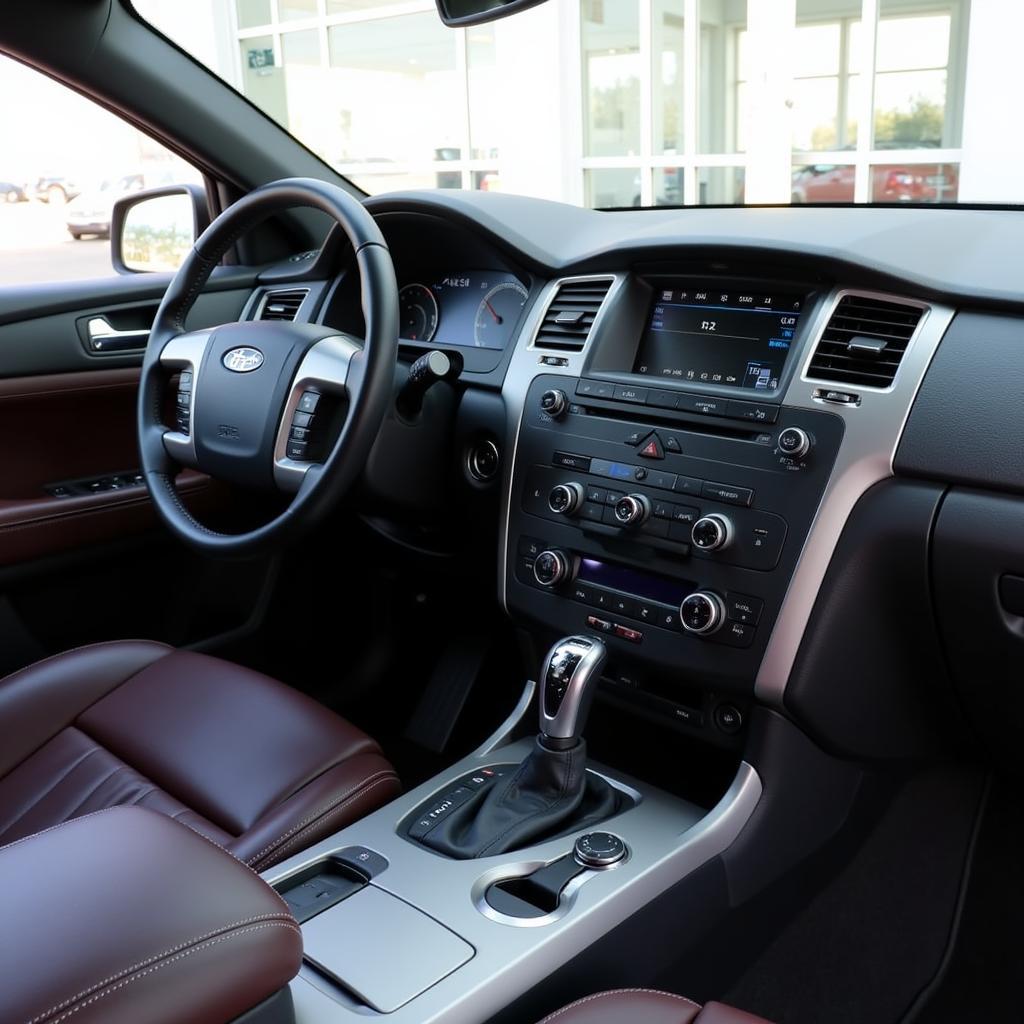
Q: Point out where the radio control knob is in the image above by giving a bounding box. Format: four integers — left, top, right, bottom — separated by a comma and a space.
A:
777, 426, 811, 459
548, 482, 584, 515
691, 514, 732, 551
613, 493, 651, 527
533, 549, 572, 588
679, 591, 726, 635
540, 389, 569, 418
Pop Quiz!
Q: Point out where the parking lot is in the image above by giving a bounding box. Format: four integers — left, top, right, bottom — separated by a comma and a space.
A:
0, 200, 115, 286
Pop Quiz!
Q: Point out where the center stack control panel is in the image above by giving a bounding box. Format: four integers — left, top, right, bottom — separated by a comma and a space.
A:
505, 374, 844, 697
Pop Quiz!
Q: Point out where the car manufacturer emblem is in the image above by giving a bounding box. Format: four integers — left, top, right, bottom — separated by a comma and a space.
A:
222, 347, 264, 373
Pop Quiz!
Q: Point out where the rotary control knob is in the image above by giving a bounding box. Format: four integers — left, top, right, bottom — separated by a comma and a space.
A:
548, 482, 584, 515
679, 591, 727, 635
540, 389, 569, 418
777, 426, 812, 459
574, 831, 626, 868
533, 549, 572, 588
691, 514, 731, 551
613, 494, 651, 527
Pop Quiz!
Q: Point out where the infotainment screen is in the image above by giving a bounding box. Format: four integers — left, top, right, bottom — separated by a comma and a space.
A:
633, 287, 806, 391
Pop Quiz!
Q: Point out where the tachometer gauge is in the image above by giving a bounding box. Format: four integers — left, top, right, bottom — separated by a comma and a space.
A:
474, 280, 528, 348
399, 283, 439, 342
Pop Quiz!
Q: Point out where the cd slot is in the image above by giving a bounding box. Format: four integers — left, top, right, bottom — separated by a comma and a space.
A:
571, 400, 767, 443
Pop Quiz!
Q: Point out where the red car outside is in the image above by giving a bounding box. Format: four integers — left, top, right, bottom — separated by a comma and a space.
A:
792, 161, 959, 203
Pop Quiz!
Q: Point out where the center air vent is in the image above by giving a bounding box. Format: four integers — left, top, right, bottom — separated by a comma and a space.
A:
806, 294, 924, 389
259, 289, 308, 322
534, 278, 613, 352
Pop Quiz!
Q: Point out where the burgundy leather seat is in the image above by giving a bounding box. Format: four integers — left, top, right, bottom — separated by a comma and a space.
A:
0, 640, 400, 869
539, 990, 771, 1024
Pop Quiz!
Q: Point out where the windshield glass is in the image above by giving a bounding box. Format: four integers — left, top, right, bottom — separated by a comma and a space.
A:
135, 0, 1007, 209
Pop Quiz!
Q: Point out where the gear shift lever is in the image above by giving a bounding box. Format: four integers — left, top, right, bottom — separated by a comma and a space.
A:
417, 634, 620, 859
539, 636, 608, 750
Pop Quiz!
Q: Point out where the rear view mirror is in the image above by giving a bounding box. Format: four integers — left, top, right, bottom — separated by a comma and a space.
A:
111, 184, 209, 274
435, 0, 548, 27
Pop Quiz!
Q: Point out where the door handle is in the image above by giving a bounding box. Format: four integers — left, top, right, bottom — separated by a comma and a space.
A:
86, 317, 150, 353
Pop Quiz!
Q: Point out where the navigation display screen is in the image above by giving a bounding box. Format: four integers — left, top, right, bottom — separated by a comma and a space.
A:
634, 286, 806, 391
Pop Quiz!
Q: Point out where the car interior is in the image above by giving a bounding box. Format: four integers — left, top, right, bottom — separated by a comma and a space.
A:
1, 1, 1022, 1023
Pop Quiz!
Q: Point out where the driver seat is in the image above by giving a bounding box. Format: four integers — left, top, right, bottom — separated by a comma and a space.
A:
0, 641, 400, 869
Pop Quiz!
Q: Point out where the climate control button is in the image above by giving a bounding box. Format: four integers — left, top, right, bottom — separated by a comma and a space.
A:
613, 494, 652, 527
691, 514, 732, 551
540, 389, 569, 418
778, 426, 812, 458
548, 482, 584, 515
533, 549, 572, 588
679, 591, 726, 635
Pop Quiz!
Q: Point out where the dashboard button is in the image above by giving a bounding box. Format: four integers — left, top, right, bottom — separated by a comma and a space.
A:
586, 615, 613, 633
570, 582, 595, 604
589, 589, 611, 610
586, 485, 606, 503
677, 394, 729, 417
671, 504, 699, 524
652, 499, 673, 519
613, 623, 643, 643
518, 536, 545, 558
610, 593, 636, 618
672, 475, 703, 496
576, 379, 614, 399
625, 430, 644, 446
645, 469, 677, 491
633, 600, 657, 624
604, 489, 625, 506
726, 593, 763, 625
646, 389, 679, 410
701, 481, 754, 507
639, 517, 669, 538
580, 501, 605, 522
654, 605, 682, 631
613, 385, 648, 404
727, 399, 779, 424
637, 433, 664, 459
552, 451, 592, 471
664, 435, 682, 453
718, 621, 755, 648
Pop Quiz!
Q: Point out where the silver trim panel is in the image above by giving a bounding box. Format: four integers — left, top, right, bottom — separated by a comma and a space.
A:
159, 329, 213, 469
755, 288, 954, 702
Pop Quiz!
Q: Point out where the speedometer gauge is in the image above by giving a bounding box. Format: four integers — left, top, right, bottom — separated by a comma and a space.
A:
474, 280, 528, 349
399, 283, 439, 342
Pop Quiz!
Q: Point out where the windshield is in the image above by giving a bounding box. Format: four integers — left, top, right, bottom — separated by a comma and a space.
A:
136, 0, 1001, 210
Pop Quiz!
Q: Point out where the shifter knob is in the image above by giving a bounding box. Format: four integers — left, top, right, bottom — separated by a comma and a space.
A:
539, 636, 608, 749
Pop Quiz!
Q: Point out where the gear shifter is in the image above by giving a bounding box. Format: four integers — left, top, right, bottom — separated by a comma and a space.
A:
417, 635, 621, 859
539, 636, 607, 750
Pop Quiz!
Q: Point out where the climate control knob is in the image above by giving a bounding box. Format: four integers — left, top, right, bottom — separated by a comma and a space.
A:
691, 514, 732, 551
613, 494, 652, 527
679, 591, 727, 635
777, 426, 812, 459
540, 389, 569, 418
548, 482, 584, 515
533, 549, 572, 588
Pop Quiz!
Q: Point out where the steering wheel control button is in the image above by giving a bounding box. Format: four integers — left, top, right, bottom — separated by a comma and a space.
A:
290, 426, 310, 442
292, 410, 313, 429
177, 372, 193, 392
540, 389, 569, 418
297, 391, 320, 414
680, 591, 727, 635
548, 482, 584, 515
574, 832, 626, 868
286, 439, 308, 461
637, 433, 664, 459
533, 549, 572, 588
614, 494, 652, 527
691, 514, 732, 551
777, 426, 812, 458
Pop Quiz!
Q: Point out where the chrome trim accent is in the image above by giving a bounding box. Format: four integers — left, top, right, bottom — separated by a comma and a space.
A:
256, 286, 312, 322
691, 513, 731, 551
538, 635, 607, 741
272, 334, 361, 492
466, 439, 501, 483
159, 330, 214, 470
474, 679, 536, 756
679, 591, 726, 636
756, 288, 954, 703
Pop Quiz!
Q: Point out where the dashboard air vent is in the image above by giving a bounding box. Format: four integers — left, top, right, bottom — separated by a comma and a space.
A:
259, 289, 308, 322
806, 294, 924, 389
534, 278, 613, 352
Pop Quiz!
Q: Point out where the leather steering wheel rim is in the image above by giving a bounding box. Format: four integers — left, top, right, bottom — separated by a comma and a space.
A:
137, 177, 398, 557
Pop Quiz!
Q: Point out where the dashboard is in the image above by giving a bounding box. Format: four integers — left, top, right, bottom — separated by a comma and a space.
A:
289, 190, 1024, 765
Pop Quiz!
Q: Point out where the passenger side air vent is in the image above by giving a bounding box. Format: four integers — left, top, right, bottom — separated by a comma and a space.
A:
534, 278, 613, 352
258, 289, 308, 322
806, 294, 924, 389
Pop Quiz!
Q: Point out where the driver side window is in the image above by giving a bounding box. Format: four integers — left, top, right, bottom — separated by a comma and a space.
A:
0, 55, 202, 285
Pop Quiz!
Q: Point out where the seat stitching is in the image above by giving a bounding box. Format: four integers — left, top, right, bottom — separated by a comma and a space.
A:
0, 744, 101, 840
536, 989, 702, 1024
28, 914, 298, 1024
0, 807, 119, 855
246, 771, 398, 867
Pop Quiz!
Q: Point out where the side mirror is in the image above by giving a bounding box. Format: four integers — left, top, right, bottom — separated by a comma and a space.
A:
111, 184, 210, 274
435, 0, 548, 27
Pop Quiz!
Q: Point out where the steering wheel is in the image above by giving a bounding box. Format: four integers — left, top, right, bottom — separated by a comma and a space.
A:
137, 178, 398, 557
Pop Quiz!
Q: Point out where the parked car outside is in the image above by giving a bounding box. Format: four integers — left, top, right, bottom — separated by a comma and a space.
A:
65, 172, 147, 239
33, 175, 80, 204
0, 180, 27, 203
791, 162, 959, 203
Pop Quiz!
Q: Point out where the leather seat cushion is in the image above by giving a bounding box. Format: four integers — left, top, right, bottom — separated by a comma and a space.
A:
0, 640, 400, 869
538, 990, 772, 1024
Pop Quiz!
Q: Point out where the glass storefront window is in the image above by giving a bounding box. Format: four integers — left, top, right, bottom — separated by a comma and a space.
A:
238, 35, 285, 125
279, 0, 317, 20
582, 0, 641, 158
653, 166, 684, 205
585, 167, 641, 208
697, 166, 744, 205
791, 162, 856, 203
869, 161, 959, 202
236, 0, 271, 29
700, 1, 746, 155
468, 26, 499, 163
653, 0, 684, 155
